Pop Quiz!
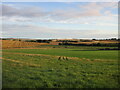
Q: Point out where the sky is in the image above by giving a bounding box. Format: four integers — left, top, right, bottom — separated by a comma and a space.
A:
1, 2, 118, 39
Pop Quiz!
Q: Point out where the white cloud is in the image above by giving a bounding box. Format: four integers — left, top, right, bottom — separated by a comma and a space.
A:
2, 23, 118, 39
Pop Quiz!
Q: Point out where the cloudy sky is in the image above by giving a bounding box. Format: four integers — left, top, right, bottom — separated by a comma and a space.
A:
1, 2, 118, 39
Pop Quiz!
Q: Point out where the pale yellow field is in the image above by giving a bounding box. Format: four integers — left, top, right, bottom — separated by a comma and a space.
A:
1, 40, 49, 49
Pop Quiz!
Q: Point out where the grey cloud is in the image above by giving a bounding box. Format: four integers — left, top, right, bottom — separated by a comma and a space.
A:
2, 4, 47, 17
2, 3, 103, 20
2, 4, 19, 16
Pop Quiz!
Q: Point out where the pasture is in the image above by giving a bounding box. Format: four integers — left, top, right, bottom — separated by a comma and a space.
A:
2, 46, 119, 88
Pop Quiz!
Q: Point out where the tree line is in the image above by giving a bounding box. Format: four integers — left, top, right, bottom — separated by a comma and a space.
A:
59, 43, 119, 47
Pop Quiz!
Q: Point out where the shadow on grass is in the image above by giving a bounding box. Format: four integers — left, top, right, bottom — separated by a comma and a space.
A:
70, 50, 98, 51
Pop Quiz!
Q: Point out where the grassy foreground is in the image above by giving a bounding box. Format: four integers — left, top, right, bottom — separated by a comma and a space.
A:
2, 46, 119, 88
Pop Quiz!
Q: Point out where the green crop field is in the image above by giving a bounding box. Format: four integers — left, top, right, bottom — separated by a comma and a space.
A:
2, 46, 119, 88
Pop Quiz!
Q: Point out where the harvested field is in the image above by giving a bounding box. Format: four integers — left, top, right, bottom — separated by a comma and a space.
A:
1, 40, 49, 49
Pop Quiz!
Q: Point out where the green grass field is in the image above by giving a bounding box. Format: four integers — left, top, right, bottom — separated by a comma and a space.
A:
2, 46, 119, 88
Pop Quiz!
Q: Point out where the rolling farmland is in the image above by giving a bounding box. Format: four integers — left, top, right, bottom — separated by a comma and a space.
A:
1, 39, 119, 88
